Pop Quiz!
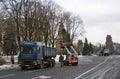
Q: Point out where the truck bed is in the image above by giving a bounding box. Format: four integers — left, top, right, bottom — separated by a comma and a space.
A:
42, 46, 56, 58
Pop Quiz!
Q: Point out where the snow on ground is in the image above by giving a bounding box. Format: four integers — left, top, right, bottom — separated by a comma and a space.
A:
0, 55, 97, 70
0, 55, 19, 71
0, 64, 19, 70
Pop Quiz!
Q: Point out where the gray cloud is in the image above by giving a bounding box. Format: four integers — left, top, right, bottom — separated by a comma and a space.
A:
55, 0, 120, 44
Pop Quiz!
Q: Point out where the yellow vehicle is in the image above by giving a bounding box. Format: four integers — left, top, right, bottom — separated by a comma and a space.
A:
70, 55, 78, 65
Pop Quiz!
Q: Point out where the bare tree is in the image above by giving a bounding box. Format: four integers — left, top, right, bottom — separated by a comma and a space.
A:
1, 0, 85, 49
62, 12, 85, 43
20, 0, 39, 41
2, 0, 44, 47
3, 16, 17, 56
0, 13, 4, 52
47, 1, 62, 47
2, 0, 23, 50
70, 15, 84, 42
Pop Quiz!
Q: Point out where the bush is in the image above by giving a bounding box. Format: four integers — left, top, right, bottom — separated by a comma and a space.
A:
0, 58, 6, 65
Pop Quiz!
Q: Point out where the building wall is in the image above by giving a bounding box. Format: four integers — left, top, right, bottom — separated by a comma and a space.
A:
55, 39, 63, 54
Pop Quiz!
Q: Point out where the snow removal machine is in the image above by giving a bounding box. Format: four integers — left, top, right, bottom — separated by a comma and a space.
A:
61, 43, 78, 66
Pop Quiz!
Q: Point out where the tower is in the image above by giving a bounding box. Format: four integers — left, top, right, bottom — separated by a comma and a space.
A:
106, 35, 114, 54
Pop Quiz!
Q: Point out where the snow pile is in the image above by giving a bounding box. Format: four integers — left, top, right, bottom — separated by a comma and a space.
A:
0, 64, 19, 70
55, 55, 60, 63
55, 55, 66, 63
0, 65, 11, 70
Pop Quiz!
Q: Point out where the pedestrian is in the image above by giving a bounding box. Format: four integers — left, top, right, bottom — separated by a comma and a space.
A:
11, 55, 14, 64
59, 54, 64, 67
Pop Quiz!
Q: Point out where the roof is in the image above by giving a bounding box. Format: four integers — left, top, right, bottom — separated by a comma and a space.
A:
20, 42, 43, 46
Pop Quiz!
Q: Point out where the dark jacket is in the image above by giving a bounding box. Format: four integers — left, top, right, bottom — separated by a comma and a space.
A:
59, 55, 64, 62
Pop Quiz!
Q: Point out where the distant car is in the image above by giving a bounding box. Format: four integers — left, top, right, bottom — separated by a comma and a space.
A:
103, 49, 110, 56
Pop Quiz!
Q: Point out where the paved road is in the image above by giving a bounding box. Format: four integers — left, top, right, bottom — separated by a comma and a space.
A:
76, 55, 120, 79
0, 56, 112, 79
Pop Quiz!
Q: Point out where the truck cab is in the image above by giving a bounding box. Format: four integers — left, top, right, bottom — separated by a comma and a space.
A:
18, 42, 43, 69
104, 49, 110, 56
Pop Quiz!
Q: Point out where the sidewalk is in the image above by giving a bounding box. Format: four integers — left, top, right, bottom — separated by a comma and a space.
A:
0, 55, 19, 70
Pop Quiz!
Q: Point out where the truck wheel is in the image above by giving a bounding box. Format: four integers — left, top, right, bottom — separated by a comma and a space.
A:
52, 60, 55, 67
39, 64, 43, 69
52, 62, 55, 67
67, 61, 69, 66
63, 62, 66, 66
49, 62, 52, 67
75, 63, 78, 66
39, 60, 43, 69
21, 67, 26, 70
71, 63, 75, 66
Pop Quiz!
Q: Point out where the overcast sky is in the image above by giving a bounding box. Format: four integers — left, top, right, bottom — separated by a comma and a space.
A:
54, 0, 120, 45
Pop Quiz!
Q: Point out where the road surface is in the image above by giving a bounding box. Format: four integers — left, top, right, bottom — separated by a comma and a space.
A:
0, 55, 120, 79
